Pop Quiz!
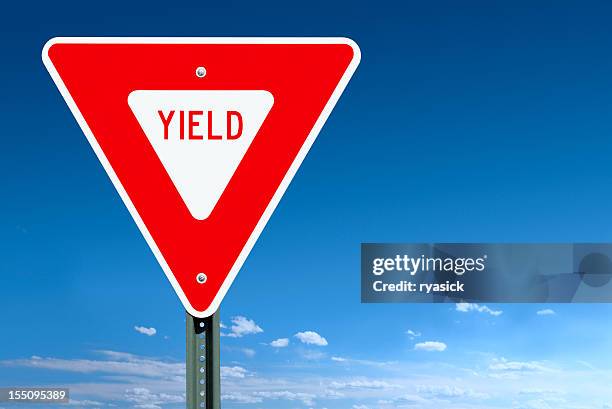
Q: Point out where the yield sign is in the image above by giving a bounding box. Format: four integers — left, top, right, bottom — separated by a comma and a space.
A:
43, 37, 360, 317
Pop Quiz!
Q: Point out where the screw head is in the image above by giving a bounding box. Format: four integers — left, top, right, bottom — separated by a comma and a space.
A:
195, 66, 206, 78
196, 273, 207, 284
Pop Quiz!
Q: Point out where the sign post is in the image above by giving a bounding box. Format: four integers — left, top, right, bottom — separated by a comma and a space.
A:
186, 313, 220, 409
43, 37, 359, 408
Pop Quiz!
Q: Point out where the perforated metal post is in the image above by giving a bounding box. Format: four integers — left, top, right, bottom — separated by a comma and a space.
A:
187, 312, 220, 409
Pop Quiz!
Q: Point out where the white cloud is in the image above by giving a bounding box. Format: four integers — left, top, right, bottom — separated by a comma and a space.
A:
390, 394, 428, 405
270, 338, 289, 348
537, 309, 556, 316
221, 392, 262, 404
294, 331, 328, 346
456, 302, 503, 316
405, 329, 421, 339
577, 360, 596, 370
223, 346, 256, 358
514, 396, 567, 409
0, 351, 183, 378
222, 316, 263, 338
221, 366, 248, 379
125, 387, 183, 409
67, 399, 105, 406
299, 349, 327, 360
353, 405, 370, 409
417, 385, 488, 399
329, 379, 398, 390
414, 341, 447, 352
222, 390, 316, 406
5, 344, 611, 409
134, 326, 157, 336
330, 356, 396, 368
489, 358, 551, 372
95, 350, 137, 361
252, 391, 316, 406
519, 388, 562, 396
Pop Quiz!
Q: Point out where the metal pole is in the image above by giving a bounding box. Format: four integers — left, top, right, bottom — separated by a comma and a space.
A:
186, 311, 220, 409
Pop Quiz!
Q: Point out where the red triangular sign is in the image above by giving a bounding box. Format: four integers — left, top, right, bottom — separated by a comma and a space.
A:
43, 38, 360, 317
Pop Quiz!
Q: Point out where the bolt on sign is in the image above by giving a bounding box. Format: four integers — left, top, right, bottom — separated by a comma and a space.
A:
42, 38, 360, 317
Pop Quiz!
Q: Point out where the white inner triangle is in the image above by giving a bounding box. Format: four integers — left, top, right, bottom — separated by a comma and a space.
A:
128, 90, 274, 220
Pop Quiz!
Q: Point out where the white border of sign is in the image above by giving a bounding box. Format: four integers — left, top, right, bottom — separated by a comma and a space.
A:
42, 37, 361, 318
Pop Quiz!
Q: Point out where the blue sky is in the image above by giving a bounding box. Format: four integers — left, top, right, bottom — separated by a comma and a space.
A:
2, 1, 612, 408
